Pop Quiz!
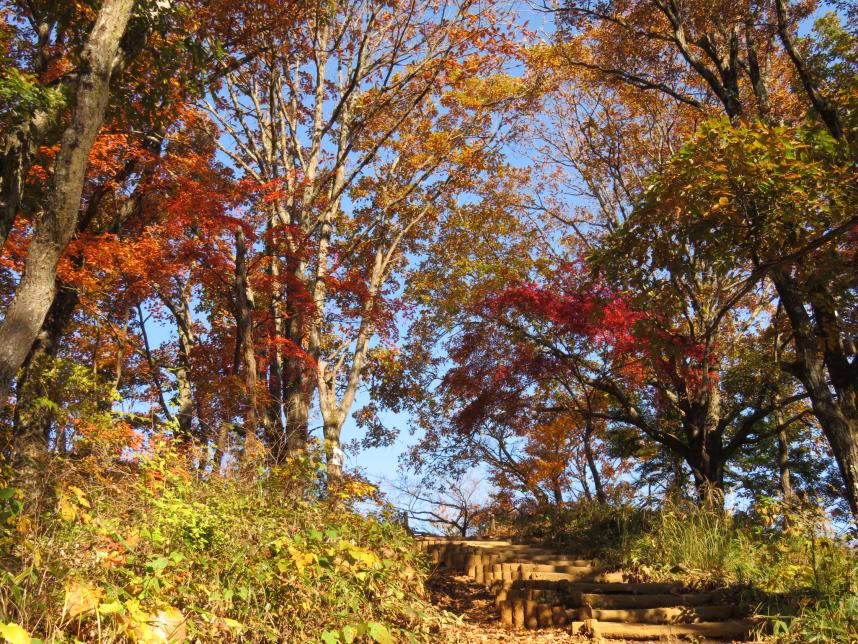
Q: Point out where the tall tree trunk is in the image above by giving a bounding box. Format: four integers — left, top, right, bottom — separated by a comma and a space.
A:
771, 269, 858, 517
264, 213, 287, 454
685, 381, 726, 506
282, 280, 312, 459
323, 418, 344, 482
687, 445, 726, 507
233, 228, 262, 459
583, 421, 606, 503
777, 427, 794, 502
159, 283, 197, 440
283, 380, 310, 458
0, 0, 136, 418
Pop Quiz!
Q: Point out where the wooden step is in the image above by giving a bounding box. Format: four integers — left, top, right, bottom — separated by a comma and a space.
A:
577, 591, 717, 609
505, 579, 683, 594
569, 618, 756, 640
507, 560, 598, 570
499, 588, 718, 609
587, 604, 738, 624
490, 563, 603, 577
521, 569, 605, 582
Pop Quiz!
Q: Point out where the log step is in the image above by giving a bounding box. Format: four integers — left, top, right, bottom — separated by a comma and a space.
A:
500, 589, 719, 609
521, 569, 605, 582
587, 604, 737, 624
514, 563, 600, 573
577, 591, 717, 609
569, 618, 756, 640
506, 579, 683, 594
505, 558, 598, 567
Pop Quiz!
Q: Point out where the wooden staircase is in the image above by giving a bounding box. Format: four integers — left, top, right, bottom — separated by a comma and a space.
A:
418, 537, 757, 641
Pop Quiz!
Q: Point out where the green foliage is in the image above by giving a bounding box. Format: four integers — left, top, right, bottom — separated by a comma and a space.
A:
617, 499, 857, 641
0, 69, 65, 128
0, 444, 449, 642
10, 354, 121, 458
783, 593, 858, 643
619, 498, 759, 587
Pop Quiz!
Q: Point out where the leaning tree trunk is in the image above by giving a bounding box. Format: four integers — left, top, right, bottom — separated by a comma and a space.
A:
0, 0, 136, 482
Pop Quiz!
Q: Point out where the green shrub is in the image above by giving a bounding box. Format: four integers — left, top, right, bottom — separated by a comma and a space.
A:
618, 499, 760, 587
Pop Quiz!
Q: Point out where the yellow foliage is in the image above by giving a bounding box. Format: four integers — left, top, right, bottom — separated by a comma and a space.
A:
344, 543, 380, 569
57, 493, 76, 521
57, 486, 92, 523
286, 545, 318, 576
335, 480, 378, 501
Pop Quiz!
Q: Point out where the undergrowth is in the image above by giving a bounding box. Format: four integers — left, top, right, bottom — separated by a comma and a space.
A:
0, 440, 450, 643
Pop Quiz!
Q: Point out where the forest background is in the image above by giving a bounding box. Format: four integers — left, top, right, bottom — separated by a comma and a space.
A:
0, 0, 856, 641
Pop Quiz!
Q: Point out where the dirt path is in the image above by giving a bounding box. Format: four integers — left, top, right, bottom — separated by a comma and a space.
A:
430, 573, 588, 643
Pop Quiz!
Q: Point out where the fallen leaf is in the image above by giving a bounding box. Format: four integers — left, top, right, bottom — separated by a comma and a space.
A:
64, 580, 103, 619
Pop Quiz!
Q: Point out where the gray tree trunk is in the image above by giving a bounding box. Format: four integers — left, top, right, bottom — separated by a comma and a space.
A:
0, 0, 136, 490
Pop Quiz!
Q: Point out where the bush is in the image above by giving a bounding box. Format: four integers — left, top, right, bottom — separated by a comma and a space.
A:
619, 498, 760, 587
0, 442, 449, 643
505, 499, 649, 557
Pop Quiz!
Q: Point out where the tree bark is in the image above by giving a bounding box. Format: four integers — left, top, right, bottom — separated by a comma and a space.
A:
323, 419, 344, 483
282, 265, 312, 460
583, 421, 606, 503
771, 269, 858, 516
777, 427, 794, 502
233, 228, 262, 459
0, 0, 136, 409
0, 112, 52, 250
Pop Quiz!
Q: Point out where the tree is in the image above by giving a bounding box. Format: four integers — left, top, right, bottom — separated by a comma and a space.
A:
392, 473, 490, 537
203, 0, 523, 478
440, 261, 812, 503
554, 0, 858, 515
633, 117, 857, 511
0, 0, 140, 473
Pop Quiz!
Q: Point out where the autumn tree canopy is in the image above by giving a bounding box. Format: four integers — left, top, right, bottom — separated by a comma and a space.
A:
0, 0, 856, 524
